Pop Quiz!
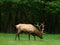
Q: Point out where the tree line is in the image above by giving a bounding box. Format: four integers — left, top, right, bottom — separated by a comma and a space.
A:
0, 0, 60, 34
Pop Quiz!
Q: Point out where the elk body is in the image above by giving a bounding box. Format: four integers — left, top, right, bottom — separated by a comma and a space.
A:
15, 24, 43, 40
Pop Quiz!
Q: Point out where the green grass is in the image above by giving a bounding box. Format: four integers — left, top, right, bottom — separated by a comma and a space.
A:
0, 33, 60, 45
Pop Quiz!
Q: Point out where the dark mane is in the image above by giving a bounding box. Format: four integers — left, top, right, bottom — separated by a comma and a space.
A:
34, 25, 40, 30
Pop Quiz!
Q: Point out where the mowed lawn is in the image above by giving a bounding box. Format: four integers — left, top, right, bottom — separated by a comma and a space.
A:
0, 33, 60, 45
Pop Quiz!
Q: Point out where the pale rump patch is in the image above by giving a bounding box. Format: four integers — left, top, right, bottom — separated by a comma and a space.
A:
16, 24, 36, 33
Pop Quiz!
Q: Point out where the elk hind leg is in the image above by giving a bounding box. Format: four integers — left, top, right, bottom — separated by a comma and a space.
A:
32, 34, 36, 40
15, 30, 20, 40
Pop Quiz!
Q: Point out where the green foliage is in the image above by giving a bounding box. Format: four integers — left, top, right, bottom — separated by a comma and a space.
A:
45, 1, 60, 13
0, 0, 60, 33
44, 1, 60, 33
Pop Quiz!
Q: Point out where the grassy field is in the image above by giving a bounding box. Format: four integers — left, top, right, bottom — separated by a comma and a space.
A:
0, 33, 60, 45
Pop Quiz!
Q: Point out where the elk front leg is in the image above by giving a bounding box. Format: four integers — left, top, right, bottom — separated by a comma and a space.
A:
34, 35, 36, 40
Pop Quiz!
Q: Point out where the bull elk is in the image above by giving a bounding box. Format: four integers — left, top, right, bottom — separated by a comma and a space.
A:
15, 24, 43, 40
